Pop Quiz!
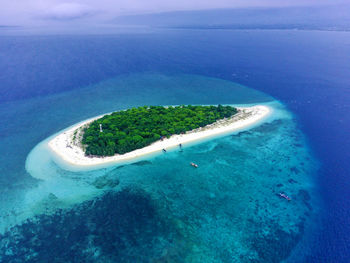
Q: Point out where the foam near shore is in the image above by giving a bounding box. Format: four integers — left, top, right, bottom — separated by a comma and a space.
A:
48, 105, 271, 167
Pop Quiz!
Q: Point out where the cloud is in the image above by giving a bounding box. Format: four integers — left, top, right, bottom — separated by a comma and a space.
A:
0, 0, 348, 26
42, 2, 94, 20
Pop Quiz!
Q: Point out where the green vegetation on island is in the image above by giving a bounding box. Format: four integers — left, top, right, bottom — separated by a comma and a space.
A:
82, 105, 238, 156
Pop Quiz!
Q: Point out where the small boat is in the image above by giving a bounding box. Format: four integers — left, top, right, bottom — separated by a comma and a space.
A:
162, 149, 167, 153
190, 162, 198, 168
278, 193, 291, 201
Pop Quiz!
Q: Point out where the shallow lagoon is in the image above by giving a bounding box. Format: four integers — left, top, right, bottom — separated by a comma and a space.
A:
0, 74, 319, 262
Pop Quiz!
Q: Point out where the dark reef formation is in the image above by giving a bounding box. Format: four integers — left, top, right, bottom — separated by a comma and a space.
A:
0, 189, 182, 263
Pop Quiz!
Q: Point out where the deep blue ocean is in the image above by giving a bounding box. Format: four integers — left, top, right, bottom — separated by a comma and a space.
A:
0, 29, 349, 262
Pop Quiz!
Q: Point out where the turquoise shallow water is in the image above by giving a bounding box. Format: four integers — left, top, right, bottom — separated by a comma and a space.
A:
0, 74, 319, 262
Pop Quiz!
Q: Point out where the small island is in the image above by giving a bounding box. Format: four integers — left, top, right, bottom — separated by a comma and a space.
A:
83, 105, 237, 156
48, 104, 271, 167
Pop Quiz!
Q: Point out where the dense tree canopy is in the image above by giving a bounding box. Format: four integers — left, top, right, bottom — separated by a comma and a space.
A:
82, 105, 237, 156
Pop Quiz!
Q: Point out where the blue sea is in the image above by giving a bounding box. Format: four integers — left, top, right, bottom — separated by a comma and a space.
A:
0, 29, 349, 262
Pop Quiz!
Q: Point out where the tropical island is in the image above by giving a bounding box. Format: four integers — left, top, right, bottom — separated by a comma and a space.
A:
83, 105, 238, 156
48, 104, 271, 167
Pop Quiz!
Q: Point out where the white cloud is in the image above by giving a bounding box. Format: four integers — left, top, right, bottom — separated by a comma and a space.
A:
0, 0, 348, 26
42, 3, 93, 20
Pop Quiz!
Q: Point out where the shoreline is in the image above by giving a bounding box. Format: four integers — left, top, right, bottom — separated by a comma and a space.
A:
48, 105, 271, 167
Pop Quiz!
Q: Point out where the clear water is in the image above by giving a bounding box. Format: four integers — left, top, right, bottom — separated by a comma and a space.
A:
0, 29, 349, 262
0, 74, 318, 262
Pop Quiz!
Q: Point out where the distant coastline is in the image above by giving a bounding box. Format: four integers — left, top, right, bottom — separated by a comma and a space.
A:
48, 105, 271, 167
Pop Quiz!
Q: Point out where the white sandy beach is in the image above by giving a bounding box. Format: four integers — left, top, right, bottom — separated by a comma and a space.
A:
48, 105, 271, 167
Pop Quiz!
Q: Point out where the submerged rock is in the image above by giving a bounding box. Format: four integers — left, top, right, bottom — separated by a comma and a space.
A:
92, 175, 120, 189
48, 193, 58, 200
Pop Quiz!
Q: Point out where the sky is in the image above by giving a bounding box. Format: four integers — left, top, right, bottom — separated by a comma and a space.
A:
0, 0, 348, 26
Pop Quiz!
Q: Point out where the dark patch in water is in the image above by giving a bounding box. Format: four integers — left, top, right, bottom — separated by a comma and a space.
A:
290, 167, 300, 174
298, 189, 311, 202
115, 165, 126, 170
298, 189, 313, 211
288, 179, 298, 184
0, 188, 179, 263
235, 130, 253, 137
92, 175, 120, 189
249, 221, 304, 263
250, 119, 283, 134
131, 160, 152, 166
